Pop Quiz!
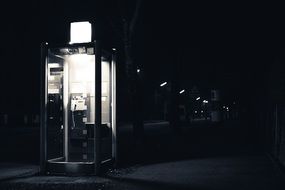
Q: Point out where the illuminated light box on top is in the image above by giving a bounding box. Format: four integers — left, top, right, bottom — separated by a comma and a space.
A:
70, 21, 92, 44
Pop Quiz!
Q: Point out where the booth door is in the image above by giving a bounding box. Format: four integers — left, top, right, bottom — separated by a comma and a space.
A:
101, 53, 113, 163
46, 60, 64, 161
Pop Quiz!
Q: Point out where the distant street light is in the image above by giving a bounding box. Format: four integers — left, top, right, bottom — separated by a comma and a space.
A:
179, 89, 185, 94
137, 68, 141, 73
160, 82, 167, 87
203, 100, 208, 103
196, 97, 200, 100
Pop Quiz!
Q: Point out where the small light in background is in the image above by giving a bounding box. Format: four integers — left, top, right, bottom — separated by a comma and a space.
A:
195, 111, 197, 113
137, 68, 141, 73
201, 110, 203, 113
112, 48, 116, 51
203, 100, 208, 103
179, 89, 185, 94
196, 97, 200, 100
160, 82, 167, 87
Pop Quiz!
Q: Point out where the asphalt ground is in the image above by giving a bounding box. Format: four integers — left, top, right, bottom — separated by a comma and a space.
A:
0, 120, 284, 189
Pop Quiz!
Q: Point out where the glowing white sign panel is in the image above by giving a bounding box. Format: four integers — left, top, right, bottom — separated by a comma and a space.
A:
70, 21, 92, 44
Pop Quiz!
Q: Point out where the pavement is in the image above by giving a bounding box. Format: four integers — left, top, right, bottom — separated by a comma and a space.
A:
0, 163, 38, 181
0, 120, 285, 189
107, 154, 285, 190
0, 154, 284, 190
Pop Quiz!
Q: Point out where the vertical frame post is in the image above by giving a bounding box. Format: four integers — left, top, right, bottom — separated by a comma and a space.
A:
94, 41, 102, 174
111, 50, 117, 163
40, 42, 48, 174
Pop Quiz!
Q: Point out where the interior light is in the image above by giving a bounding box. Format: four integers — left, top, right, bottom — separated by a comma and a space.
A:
67, 54, 95, 94
70, 21, 92, 44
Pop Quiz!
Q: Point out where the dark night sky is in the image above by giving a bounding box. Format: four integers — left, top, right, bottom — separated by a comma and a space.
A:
0, 1, 280, 114
141, 2, 277, 105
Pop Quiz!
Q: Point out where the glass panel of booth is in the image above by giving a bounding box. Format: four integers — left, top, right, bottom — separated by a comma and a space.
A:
45, 45, 115, 166
46, 46, 96, 163
100, 51, 112, 162
47, 50, 64, 161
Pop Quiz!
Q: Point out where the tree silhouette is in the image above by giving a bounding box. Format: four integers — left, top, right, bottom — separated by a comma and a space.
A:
107, 0, 144, 156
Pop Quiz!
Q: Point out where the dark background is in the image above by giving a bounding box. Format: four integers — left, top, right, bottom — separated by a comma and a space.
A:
0, 1, 280, 115
0, 0, 285, 167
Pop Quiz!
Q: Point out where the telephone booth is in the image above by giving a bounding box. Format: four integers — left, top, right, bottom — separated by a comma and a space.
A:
40, 41, 117, 175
